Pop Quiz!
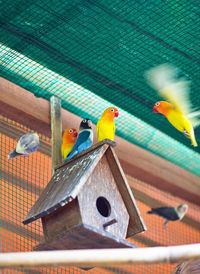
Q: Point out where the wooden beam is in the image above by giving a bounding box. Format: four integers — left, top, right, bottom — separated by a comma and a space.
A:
116, 138, 200, 206
128, 184, 200, 231
50, 96, 62, 174
0, 77, 81, 137
0, 77, 200, 205
0, 100, 51, 136
0, 244, 200, 268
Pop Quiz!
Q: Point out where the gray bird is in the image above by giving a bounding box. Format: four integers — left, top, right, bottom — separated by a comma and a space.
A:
8, 133, 40, 159
147, 204, 188, 228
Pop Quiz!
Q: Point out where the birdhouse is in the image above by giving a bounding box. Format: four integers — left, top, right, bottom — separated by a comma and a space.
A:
23, 139, 146, 251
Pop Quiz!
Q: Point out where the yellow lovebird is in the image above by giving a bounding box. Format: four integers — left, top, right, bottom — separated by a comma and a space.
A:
96, 107, 119, 142
61, 128, 78, 160
146, 64, 200, 146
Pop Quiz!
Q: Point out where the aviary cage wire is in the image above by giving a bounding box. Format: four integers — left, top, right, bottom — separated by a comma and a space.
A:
1, 0, 200, 272
1, 114, 200, 274
1, 0, 200, 175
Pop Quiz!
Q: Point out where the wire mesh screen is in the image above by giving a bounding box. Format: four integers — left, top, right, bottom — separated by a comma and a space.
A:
1, 114, 200, 273
1, 0, 200, 175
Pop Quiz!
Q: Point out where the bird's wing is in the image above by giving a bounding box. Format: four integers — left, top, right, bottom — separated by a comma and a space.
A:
96, 120, 100, 140
159, 81, 192, 115
146, 64, 192, 115
16, 133, 39, 154
62, 143, 74, 159
113, 121, 115, 137
68, 131, 90, 156
151, 207, 179, 220
187, 110, 200, 128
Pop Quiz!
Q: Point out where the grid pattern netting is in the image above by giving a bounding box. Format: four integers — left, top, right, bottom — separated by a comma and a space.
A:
1, 115, 200, 274
1, 0, 200, 170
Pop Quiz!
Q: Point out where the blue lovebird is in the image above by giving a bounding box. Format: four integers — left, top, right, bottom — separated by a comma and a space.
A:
8, 133, 40, 159
64, 119, 93, 161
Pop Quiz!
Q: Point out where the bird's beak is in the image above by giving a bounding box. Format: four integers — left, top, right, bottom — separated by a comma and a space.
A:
115, 112, 119, 117
74, 132, 78, 138
153, 107, 159, 113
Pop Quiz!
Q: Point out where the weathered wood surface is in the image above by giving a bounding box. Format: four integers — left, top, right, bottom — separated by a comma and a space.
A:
106, 147, 146, 237
50, 96, 62, 174
0, 77, 81, 137
0, 100, 51, 136
34, 224, 137, 251
118, 146, 200, 206
78, 155, 129, 239
128, 177, 200, 231
23, 143, 109, 224
42, 198, 81, 240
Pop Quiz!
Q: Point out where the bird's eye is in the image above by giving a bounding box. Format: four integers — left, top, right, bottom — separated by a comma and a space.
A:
83, 119, 86, 123
110, 109, 114, 112
69, 129, 73, 133
155, 102, 160, 106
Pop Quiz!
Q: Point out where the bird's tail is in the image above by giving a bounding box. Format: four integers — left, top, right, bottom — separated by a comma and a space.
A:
147, 210, 154, 214
190, 135, 198, 147
186, 125, 198, 147
64, 150, 77, 162
8, 149, 23, 159
187, 110, 199, 146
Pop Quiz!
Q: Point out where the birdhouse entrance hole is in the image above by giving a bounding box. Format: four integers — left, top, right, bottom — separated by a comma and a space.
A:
96, 196, 111, 217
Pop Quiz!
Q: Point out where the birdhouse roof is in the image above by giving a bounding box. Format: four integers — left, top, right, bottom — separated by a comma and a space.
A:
23, 139, 145, 237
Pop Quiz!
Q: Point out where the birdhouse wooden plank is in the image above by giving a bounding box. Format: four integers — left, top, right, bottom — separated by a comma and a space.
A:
77, 155, 129, 239
106, 147, 145, 237
34, 223, 137, 251
23, 139, 146, 251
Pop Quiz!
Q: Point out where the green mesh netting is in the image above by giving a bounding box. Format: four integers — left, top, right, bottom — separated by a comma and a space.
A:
1, 0, 200, 176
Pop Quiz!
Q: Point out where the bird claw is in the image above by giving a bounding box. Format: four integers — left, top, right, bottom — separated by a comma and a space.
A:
163, 219, 169, 229
183, 130, 190, 139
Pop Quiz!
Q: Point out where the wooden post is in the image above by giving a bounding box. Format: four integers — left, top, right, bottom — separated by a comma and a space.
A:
50, 96, 62, 175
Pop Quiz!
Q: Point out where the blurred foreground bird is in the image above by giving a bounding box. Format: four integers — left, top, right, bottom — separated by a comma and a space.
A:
61, 128, 78, 160
64, 119, 93, 161
147, 204, 188, 228
96, 107, 119, 142
8, 133, 40, 159
146, 64, 200, 146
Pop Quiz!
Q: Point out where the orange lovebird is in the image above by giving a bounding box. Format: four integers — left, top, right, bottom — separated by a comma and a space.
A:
61, 128, 78, 160
96, 107, 119, 142
146, 64, 200, 146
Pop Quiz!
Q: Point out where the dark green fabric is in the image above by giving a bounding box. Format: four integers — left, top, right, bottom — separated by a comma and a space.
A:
1, 0, 200, 175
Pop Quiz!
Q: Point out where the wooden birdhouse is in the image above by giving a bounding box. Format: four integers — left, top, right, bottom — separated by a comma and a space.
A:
23, 139, 146, 251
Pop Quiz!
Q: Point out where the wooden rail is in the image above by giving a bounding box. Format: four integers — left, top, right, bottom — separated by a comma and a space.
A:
0, 244, 200, 268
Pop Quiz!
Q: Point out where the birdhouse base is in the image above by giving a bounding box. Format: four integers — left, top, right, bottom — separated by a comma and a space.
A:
34, 224, 137, 251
